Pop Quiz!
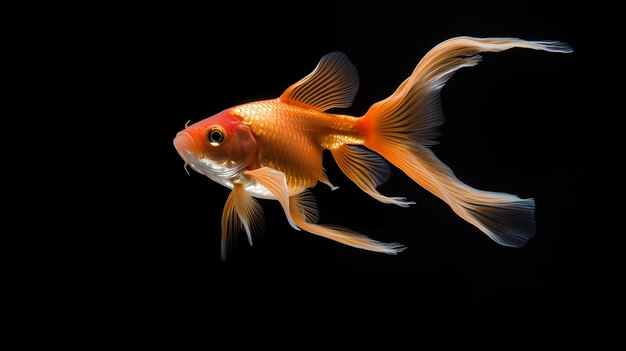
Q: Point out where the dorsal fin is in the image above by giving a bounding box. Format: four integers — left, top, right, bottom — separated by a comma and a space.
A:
280, 52, 359, 111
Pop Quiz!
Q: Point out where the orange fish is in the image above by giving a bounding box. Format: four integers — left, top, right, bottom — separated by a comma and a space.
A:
174, 37, 572, 259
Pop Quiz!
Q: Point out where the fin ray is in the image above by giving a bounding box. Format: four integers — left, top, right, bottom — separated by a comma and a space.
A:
245, 167, 299, 231
362, 37, 572, 147
221, 189, 238, 260
357, 37, 570, 246
293, 191, 319, 224
289, 193, 405, 254
280, 52, 359, 111
232, 183, 265, 246
318, 167, 339, 191
331, 145, 414, 207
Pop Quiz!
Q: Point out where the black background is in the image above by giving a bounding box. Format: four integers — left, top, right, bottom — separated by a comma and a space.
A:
110, 2, 612, 346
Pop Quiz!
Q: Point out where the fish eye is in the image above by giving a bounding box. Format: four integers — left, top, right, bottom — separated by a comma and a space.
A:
207, 126, 226, 146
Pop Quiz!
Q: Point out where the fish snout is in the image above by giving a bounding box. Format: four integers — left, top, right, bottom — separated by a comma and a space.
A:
174, 131, 200, 161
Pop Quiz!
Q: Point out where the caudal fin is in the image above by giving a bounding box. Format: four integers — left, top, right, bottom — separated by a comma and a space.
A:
357, 37, 571, 247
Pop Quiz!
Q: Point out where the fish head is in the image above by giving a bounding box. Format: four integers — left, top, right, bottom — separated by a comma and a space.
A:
173, 109, 258, 183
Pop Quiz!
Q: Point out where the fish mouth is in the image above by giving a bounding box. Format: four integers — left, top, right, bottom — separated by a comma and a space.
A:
173, 130, 245, 181
173, 131, 198, 163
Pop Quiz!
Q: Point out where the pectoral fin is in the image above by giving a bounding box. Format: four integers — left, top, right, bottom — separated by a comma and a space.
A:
221, 183, 265, 260
221, 186, 238, 260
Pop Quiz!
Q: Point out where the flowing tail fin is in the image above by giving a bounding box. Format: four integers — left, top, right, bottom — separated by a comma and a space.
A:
356, 37, 572, 247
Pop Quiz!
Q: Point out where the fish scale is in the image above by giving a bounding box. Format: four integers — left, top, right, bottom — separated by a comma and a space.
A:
234, 100, 360, 193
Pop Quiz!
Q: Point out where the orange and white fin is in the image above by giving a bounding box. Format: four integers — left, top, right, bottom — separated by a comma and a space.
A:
291, 191, 320, 223
331, 145, 414, 207
289, 192, 406, 254
220, 183, 265, 260
318, 167, 340, 191
279, 52, 359, 111
357, 37, 571, 247
232, 183, 264, 246
221, 185, 238, 260
244, 167, 299, 231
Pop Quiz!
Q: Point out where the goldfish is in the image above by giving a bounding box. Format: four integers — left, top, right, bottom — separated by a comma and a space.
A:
174, 37, 572, 259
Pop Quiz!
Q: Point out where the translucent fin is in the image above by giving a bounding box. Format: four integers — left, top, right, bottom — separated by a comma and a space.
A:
232, 183, 265, 246
361, 36, 572, 146
331, 145, 414, 207
318, 167, 339, 191
377, 144, 535, 247
293, 191, 319, 224
221, 188, 238, 260
280, 52, 359, 111
289, 193, 405, 254
244, 167, 299, 231
220, 183, 265, 260
356, 37, 567, 246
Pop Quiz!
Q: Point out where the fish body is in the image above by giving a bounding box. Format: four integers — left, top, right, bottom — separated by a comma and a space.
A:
174, 37, 572, 259
234, 100, 361, 193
